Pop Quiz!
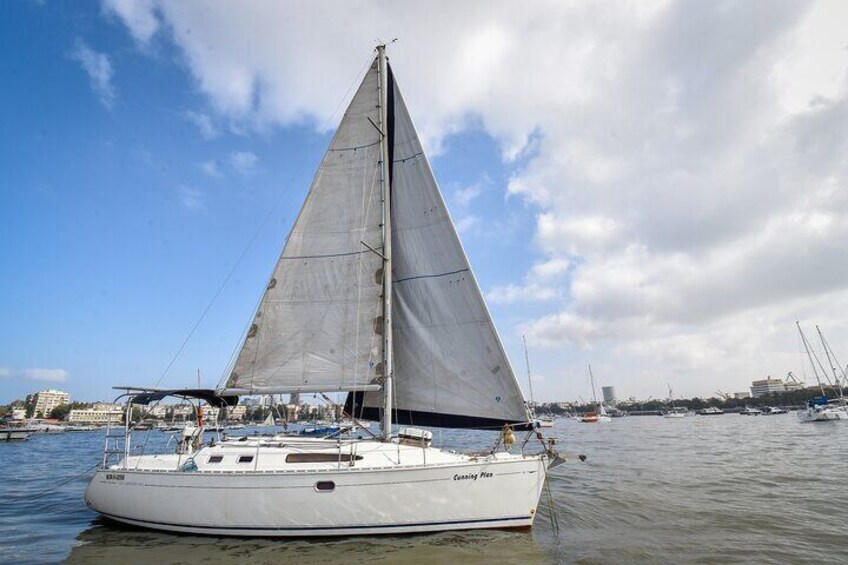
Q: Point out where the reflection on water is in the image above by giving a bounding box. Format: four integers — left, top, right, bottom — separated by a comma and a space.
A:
4, 416, 848, 564
67, 520, 546, 565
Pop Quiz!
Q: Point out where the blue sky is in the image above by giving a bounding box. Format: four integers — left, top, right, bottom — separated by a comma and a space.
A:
0, 1, 543, 403
3, 1, 848, 405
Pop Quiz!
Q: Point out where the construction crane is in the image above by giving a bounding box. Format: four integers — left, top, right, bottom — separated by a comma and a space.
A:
786, 371, 803, 384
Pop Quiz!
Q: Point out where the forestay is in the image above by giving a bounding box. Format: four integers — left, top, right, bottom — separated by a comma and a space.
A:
347, 66, 531, 429
223, 62, 384, 395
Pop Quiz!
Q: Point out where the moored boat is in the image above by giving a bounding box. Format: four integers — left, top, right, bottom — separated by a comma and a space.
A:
85, 45, 563, 537
0, 427, 36, 441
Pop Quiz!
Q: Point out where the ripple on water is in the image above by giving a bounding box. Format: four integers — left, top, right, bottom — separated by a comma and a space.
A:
3, 417, 848, 564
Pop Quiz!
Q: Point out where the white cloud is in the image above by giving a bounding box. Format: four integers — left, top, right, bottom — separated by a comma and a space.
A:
487, 283, 559, 305
183, 111, 218, 140
200, 160, 222, 178
453, 181, 484, 208
178, 185, 203, 210
1, 367, 70, 382
102, 0, 160, 45
103, 1, 848, 400
70, 39, 115, 109
229, 151, 259, 176
530, 258, 571, 280
454, 215, 479, 235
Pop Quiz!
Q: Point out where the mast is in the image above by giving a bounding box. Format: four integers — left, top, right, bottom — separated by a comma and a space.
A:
588, 364, 599, 407
523, 335, 535, 418
377, 44, 394, 440
797, 322, 827, 397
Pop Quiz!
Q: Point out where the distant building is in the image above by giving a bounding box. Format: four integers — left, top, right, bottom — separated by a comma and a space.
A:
28, 389, 70, 417
750, 377, 804, 398
202, 406, 220, 423
69, 407, 123, 424
10, 407, 26, 421
285, 404, 300, 422
227, 405, 247, 420
601, 386, 617, 404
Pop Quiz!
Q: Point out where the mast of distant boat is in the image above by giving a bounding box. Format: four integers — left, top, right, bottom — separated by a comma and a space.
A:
815, 325, 846, 402
377, 44, 394, 441
588, 364, 600, 409
797, 322, 828, 398
523, 335, 536, 420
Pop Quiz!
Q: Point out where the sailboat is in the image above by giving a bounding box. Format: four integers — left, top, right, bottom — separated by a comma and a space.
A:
580, 364, 611, 423
663, 385, 685, 418
85, 46, 561, 536
796, 323, 848, 423
523, 336, 554, 428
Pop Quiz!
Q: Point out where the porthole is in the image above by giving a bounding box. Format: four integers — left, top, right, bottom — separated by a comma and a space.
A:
208, 455, 223, 464
315, 481, 335, 492
238, 455, 254, 463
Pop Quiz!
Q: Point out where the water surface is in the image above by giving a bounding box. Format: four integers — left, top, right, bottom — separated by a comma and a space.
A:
1, 415, 846, 564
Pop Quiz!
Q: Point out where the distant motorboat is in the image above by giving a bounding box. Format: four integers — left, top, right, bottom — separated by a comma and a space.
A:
0, 427, 36, 441
762, 406, 788, 415
739, 406, 763, 416
67, 425, 99, 432
33, 423, 67, 433
534, 417, 555, 428
698, 406, 724, 415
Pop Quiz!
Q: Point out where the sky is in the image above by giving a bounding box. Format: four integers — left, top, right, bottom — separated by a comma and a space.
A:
2, 0, 848, 405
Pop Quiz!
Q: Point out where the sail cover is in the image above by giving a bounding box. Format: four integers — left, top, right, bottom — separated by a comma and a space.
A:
224, 62, 384, 394
346, 65, 531, 429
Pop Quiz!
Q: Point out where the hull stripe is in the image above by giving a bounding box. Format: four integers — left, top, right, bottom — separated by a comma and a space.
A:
98, 511, 530, 532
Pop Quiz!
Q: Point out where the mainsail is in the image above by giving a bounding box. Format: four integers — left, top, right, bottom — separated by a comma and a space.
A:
223, 62, 384, 395
221, 55, 530, 428
346, 65, 530, 429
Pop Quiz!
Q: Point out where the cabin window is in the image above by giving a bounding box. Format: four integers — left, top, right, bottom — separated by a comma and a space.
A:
238, 455, 254, 463
208, 455, 223, 464
286, 453, 363, 463
315, 481, 335, 492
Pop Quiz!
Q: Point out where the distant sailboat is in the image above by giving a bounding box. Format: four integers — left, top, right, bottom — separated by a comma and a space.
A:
796, 323, 848, 422
581, 364, 611, 423
664, 385, 685, 418
523, 336, 554, 428
85, 45, 562, 536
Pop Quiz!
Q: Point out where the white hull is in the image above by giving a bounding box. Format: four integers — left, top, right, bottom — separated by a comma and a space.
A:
86, 441, 548, 537
0, 429, 34, 441
797, 406, 848, 422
